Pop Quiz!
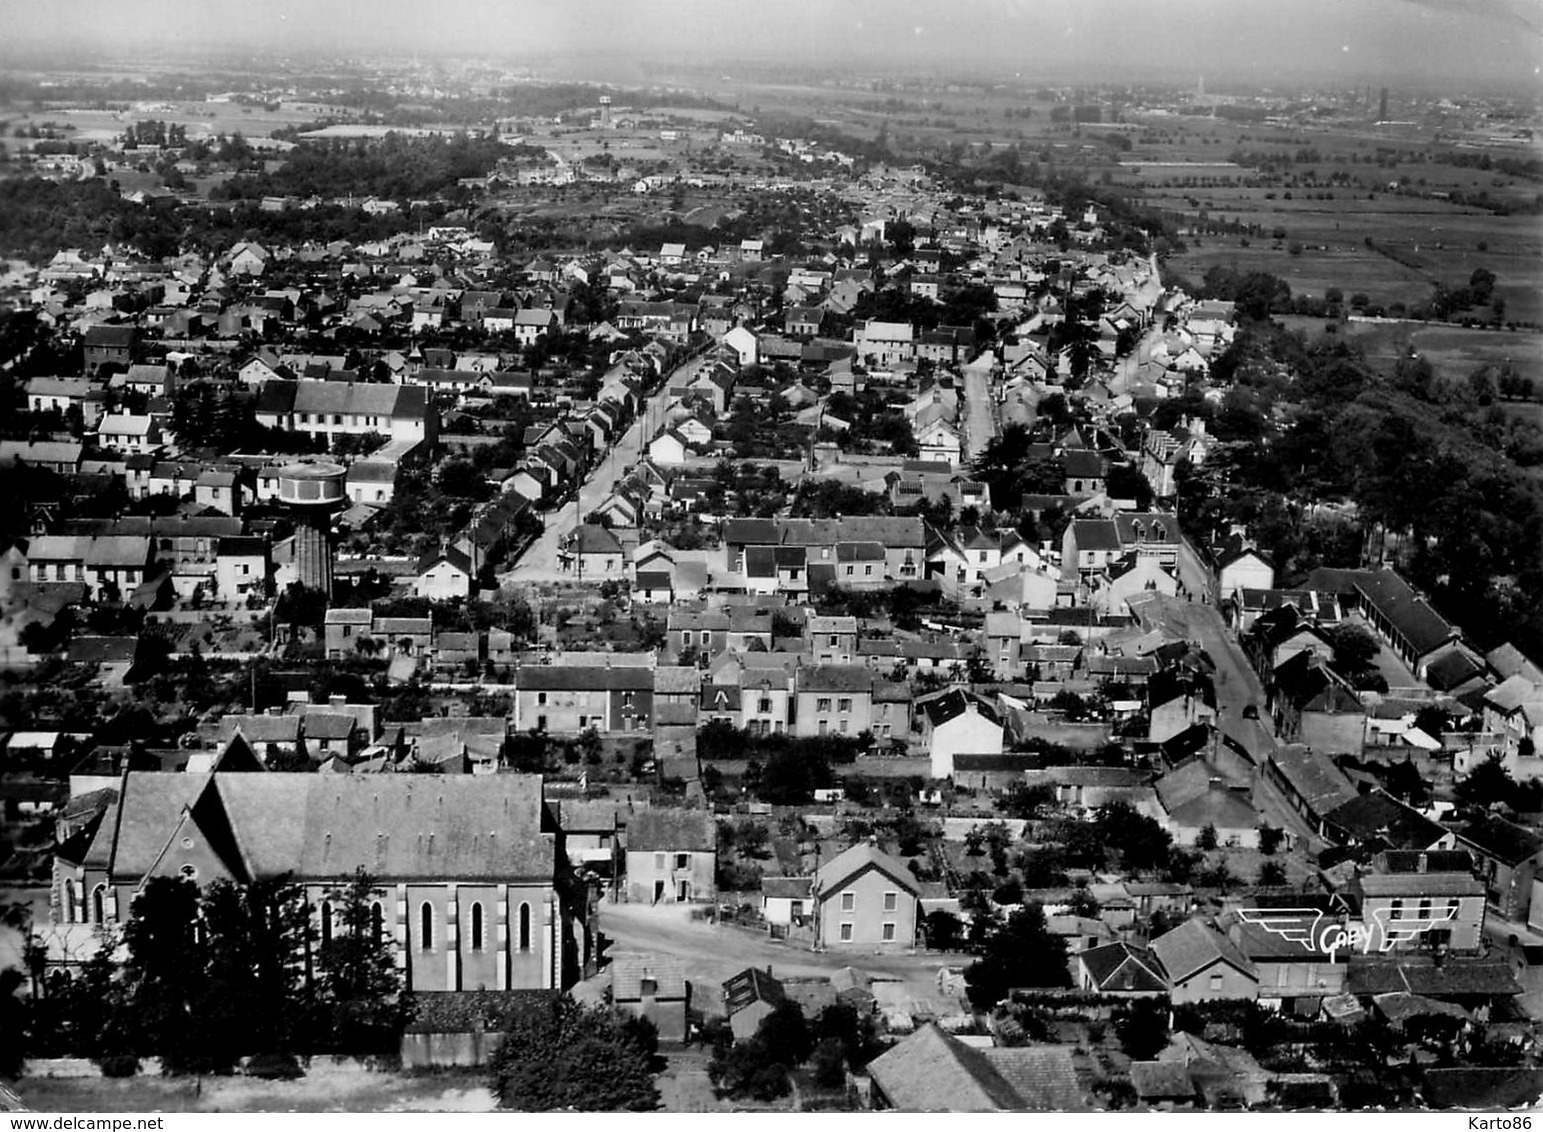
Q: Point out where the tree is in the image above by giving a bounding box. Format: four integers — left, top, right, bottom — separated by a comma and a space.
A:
709, 1000, 812, 1101
1067, 885, 1101, 917
1257, 825, 1284, 856
923, 909, 965, 951
1195, 824, 1219, 852
313, 868, 406, 1053
1327, 623, 1378, 676
1115, 999, 1170, 1060
487, 995, 659, 1111
813, 1001, 879, 1070
1258, 860, 1288, 886
199, 877, 310, 1061
119, 876, 212, 1073
963, 904, 1071, 1008
0, 967, 26, 1078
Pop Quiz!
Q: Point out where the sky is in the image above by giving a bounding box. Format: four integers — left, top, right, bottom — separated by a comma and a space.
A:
4, 0, 1540, 89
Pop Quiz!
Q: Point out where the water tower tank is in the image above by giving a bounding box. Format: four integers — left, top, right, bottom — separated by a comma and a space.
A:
278, 462, 347, 596
278, 461, 348, 509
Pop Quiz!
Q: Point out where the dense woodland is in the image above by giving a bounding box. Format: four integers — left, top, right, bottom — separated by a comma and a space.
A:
1169, 305, 1543, 657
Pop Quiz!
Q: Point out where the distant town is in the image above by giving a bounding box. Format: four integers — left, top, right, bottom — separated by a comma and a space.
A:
0, 47, 1542, 1114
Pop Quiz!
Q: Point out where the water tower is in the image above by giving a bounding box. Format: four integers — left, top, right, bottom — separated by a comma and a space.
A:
599, 95, 613, 129
277, 462, 347, 597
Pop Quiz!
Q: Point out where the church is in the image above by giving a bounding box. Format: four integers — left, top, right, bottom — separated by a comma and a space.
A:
51, 755, 590, 994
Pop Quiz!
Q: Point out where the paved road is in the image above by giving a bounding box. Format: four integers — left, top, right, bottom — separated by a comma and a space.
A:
500, 368, 681, 584
1142, 591, 1325, 845
961, 362, 998, 463
599, 901, 971, 1011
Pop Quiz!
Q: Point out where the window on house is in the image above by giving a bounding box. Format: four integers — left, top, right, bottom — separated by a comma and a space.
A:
884, 892, 898, 912
882, 922, 896, 942
640, 977, 658, 996
676, 853, 690, 869
420, 902, 434, 951
92, 885, 105, 923
759, 697, 772, 714
1390, 898, 1404, 919
1208, 972, 1223, 991
865, 565, 873, 576
681, 631, 693, 646
655, 853, 666, 869
840, 892, 855, 912
470, 902, 484, 951
1418, 898, 1432, 920
839, 719, 849, 733
838, 698, 852, 713
839, 922, 853, 942
818, 720, 828, 736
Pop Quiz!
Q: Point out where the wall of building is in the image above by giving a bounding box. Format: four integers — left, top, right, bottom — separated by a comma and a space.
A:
1170, 961, 1257, 1004
625, 849, 715, 904
818, 867, 916, 950
1299, 711, 1368, 758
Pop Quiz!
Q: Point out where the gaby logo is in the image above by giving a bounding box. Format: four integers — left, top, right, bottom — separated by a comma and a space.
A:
1235, 906, 1459, 957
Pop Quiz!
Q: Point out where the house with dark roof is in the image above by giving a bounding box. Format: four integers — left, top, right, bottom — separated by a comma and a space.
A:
922, 688, 1005, 779
1321, 791, 1456, 854
1075, 941, 1167, 994
793, 664, 874, 739
1264, 745, 1359, 836
1148, 669, 1218, 744
1154, 754, 1262, 848
412, 545, 474, 600
1150, 918, 1259, 1003
1456, 815, 1543, 925
1304, 567, 1461, 679
47, 771, 584, 993
813, 841, 918, 950
1216, 543, 1275, 603
82, 323, 137, 375
512, 665, 653, 735
723, 966, 785, 1041
253, 379, 437, 447
1351, 865, 1487, 953
1268, 650, 1365, 756
624, 809, 715, 905
608, 951, 690, 1041
867, 1024, 1090, 1111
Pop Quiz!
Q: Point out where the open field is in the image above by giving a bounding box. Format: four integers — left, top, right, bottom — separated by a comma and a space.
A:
4, 100, 344, 147
1274, 316, 1543, 386
1160, 197, 1543, 323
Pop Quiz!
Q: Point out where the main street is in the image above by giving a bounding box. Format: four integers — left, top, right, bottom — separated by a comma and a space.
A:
500, 360, 684, 584
960, 360, 998, 463
1143, 592, 1322, 846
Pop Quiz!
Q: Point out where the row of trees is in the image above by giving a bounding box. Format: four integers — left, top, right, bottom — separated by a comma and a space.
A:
16, 870, 405, 1073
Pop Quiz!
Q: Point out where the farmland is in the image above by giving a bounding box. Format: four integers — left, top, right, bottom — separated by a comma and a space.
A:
1274, 315, 1543, 387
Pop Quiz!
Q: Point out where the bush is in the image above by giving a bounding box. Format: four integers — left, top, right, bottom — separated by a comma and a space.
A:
98, 1054, 141, 1078
810, 1037, 847, 1088
246, 1051, 304, 1080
